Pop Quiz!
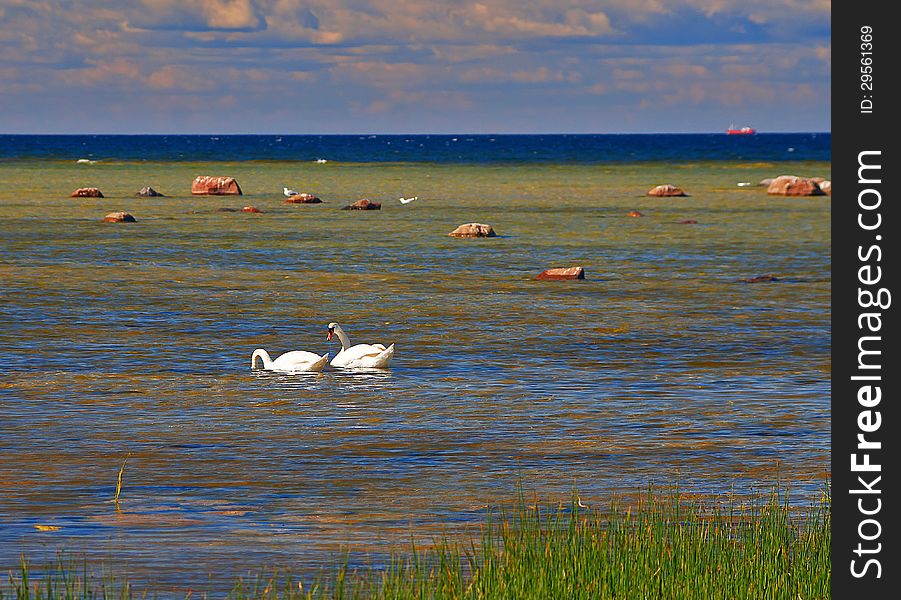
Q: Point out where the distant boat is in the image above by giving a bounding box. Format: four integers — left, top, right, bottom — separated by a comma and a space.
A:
727, 124, 756, 135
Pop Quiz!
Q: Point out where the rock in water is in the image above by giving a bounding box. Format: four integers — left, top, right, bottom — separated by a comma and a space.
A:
285, 193, 322, 204
71, 187, 104, 198
647, 184, 687, 197
739, 274, 780, 283
341, 198, 381, 210
191, 176, 242, 195
136, 186, 165, 197
766, 176, 825, 196
448, 223, 497, 238
102, 211, 136, 223
537, 267, 585, 281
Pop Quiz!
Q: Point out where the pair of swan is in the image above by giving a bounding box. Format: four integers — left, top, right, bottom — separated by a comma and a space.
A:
251, 322, 394, 372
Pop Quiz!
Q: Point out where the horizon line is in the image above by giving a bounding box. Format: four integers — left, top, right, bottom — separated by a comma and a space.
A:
2, 130, 832, 136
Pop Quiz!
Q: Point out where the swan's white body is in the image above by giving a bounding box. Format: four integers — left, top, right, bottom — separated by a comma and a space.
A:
251, 348, 329, 372
283, 186, 299, 197
327, 323, 394, 369
399, 196, 417, 204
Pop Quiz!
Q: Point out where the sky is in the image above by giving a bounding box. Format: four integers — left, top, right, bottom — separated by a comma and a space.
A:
0, 0, 831, 134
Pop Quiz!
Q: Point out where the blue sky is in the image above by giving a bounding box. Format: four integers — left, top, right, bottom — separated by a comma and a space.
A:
0, 1, 831, 134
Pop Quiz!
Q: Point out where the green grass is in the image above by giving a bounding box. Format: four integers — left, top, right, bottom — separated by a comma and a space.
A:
2, 485, 831, 600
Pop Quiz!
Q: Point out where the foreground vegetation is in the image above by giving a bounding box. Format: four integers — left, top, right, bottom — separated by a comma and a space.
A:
3, 486, 830, 600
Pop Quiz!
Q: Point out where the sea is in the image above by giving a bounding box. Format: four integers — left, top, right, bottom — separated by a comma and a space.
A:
0, 133, 831, 593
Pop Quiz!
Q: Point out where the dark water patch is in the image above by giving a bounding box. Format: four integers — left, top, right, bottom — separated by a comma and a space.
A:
0, 134, 831, 163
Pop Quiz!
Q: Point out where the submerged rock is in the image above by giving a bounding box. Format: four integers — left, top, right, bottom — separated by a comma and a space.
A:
739, 274, 780, 283
678, 219, 698, 224
647, 184, 687, 197
102, 211, 136, 223
216, 206, 263, 213
537, 267, 585, 281
341, 198, 381, 210
191, 176, 242, 195
627, 210, 644, 217
136, 186, 165, 197
448, 222, 496, 238
71, 187, 104, 198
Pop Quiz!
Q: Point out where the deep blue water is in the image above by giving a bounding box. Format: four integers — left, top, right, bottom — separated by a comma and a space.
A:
0, 133, 830, 163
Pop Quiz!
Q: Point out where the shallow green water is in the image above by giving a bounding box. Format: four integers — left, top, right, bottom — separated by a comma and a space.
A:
0, 158, 830, 592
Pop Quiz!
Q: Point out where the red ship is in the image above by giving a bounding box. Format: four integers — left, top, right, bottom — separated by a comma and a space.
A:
726, 124, 756, 135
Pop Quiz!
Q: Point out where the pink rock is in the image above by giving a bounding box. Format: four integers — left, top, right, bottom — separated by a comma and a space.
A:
766, 175, 824, 196
678, 219, 698, 224
627, 210, 644, 217
242, 206, 262, 213
191, 176, 243, 195
102, 211, 135, 223
71, 187, 104, 198
448, 222, 497, 238
285, 193, 322, 204
818, 180, 831, 195
537, 267, 585, 281
647, 184, 687, 197
342, 198, 381, 210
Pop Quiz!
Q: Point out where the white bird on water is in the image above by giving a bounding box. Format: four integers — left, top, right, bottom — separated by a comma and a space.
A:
283, 186, 299, 197
399, 196, 418, 204
326, 322, 394, 369
251, 348, 329, 373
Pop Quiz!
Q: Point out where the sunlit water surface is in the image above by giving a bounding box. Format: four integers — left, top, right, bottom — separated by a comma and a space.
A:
0, 157, 830, 592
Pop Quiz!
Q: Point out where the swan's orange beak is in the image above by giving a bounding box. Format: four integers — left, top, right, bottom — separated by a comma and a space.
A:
327, 328, 334, 341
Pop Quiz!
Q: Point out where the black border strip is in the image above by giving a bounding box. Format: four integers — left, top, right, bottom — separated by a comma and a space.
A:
833, 2, 898, 596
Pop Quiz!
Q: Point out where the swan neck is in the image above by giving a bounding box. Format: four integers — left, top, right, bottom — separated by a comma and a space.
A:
333, 326, 352, 350
252, 349, 272, 368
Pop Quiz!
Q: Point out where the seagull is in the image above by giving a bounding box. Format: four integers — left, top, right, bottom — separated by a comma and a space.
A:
399, 196, 418, 204
283, 186, 299, 197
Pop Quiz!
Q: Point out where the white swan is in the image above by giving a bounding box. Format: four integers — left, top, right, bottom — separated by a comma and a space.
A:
399, 196, 418, 204
283, 186, 299, 197
251, 348, 329, 372
326, 322, 394, 369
